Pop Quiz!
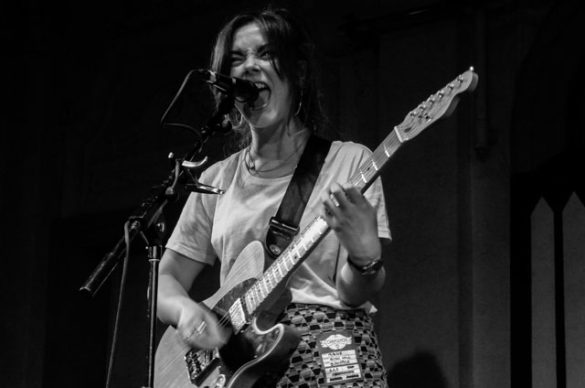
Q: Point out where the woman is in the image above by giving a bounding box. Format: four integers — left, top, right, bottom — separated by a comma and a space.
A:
157, 7, 391, 387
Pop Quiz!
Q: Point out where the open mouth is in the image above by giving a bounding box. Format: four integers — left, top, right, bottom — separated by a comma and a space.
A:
249, 82, 270, 111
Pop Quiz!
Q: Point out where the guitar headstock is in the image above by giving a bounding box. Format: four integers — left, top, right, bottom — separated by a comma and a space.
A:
394, 67, 478, 142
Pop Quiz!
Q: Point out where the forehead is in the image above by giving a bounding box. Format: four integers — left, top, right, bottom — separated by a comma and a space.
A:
232, 22, 267, 50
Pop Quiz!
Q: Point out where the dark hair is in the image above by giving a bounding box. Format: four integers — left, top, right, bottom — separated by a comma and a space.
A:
210, 8, 325, 147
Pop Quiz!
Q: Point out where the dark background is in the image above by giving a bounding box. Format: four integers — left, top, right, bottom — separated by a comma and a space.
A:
2, 0, 584, 387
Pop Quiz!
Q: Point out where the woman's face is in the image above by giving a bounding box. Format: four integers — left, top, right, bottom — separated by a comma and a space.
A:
229, 22, 293, 130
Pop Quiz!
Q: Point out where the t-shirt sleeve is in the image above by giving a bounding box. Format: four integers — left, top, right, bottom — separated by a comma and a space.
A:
348, 143, 392, 242
165, 170, 218, 265
365, 176, 392, 242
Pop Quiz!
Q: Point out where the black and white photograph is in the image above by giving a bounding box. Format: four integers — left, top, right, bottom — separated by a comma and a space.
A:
2, 1, 584, 387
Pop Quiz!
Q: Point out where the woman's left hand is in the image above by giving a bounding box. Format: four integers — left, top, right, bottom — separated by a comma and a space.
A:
322, 183, 381, 263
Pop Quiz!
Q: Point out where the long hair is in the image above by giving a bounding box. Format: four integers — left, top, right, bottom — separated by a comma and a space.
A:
210, 8, 326, 149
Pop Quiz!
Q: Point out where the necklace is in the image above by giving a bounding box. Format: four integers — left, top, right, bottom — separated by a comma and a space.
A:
244, 142, 304, 175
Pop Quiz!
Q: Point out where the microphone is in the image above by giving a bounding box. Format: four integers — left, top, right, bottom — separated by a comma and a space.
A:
197, 69, 259, 102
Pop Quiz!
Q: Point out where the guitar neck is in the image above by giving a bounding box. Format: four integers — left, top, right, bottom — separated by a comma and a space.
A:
348, 129, 405, 194
228, 130, 404, 332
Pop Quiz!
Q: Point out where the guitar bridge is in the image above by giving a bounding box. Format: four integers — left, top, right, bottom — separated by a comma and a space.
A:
185, 348, 220, 386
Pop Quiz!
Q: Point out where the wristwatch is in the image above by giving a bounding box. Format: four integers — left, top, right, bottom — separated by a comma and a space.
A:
347, 256, 383, 276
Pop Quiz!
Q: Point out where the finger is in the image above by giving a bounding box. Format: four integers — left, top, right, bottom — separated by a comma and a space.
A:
183, 320, 206, 345
322, 188, 341, 216
330, 183, 351, 208
186, 327, 225, 349
206, 318, 230, 346
328, 190, 342, 208
192, 320, 207, 337
342, 185, 365, 205
322, 199, 342, 230
322, 199, 339, 220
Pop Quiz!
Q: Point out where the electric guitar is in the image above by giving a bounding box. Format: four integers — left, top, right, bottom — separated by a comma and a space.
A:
154, 68, 478, 388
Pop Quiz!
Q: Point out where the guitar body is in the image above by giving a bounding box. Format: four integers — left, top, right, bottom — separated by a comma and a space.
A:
154, 241, 300, 388
217, 319, 300, 388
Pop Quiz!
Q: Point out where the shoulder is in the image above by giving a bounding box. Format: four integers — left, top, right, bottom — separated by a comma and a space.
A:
330, 140, 372, 155
327, 140, 373, 164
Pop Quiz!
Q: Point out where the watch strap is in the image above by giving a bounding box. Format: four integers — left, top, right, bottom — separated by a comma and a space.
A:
347, 256, 383, 276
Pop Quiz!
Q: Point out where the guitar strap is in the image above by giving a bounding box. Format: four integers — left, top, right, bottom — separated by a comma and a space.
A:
264, 135, 332, 262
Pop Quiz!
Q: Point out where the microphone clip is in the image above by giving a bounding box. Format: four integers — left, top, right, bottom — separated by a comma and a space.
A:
197, 68, 260, 103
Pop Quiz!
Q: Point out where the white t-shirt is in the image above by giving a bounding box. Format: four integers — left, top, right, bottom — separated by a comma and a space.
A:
166, 140, 391, 311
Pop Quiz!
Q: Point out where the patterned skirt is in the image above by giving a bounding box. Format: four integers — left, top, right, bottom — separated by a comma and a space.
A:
264, 303, 388, 388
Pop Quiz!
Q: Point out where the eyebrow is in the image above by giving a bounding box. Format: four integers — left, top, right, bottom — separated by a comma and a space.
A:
229, 43, 271, 55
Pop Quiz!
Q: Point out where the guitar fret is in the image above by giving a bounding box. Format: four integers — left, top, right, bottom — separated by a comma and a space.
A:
245, 293, 253, 313
254, 284, 261, 304
276, 262, 284, 278
264, 273, 272, 290
286, 253, 295, 268
291, 244, 301, 259
383, 142, 391, 157
264, 277, 272, 295
268, 268, 277, 287
264, 270, 272, 287
275, 267, 281, 282
374, 154, 385, 169
256, 282, 263, 297
286, 251, 296, 266
361, 164, 375, 182
252, 292, 259, 312
394, 125, 406, 143
251, 292, 258, 312
294, 245, 303, 260
269, 267, 279, 284
229, 298, 246, 331
260, 278, 268, 297
245, 287, 254, 313
253, 284, 261, 308
279, 256, 289, 272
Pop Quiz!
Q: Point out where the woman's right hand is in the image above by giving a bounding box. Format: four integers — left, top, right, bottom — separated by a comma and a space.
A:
176, 300, 232, 350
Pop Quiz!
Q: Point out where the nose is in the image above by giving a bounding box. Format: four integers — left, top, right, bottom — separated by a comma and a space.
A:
242, 54, 260, 73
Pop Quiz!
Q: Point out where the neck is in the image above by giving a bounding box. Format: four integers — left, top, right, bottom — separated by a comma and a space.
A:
249, 117, 308, 160
245, 118, 310, 177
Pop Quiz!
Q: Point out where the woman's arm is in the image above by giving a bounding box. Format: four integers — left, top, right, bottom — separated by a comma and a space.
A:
322, 183, 387, 306
158, 249, 229, 349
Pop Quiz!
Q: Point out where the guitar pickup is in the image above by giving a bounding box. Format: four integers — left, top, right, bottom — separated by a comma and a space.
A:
185, 348, 221, 386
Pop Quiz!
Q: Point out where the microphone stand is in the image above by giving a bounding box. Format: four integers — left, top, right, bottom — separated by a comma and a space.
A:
80, 75, 235, 388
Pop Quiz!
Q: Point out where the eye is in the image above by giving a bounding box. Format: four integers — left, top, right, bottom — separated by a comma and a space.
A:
258, 48, 273, 60
230, 53, 244, 67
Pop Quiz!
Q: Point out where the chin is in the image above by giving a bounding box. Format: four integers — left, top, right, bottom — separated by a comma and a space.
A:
246, 110, 283, 129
